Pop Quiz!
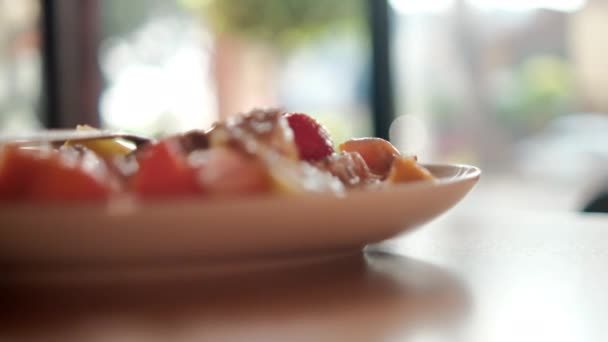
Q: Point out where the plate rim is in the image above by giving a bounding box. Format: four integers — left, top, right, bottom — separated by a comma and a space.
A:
0, 163, 481, 266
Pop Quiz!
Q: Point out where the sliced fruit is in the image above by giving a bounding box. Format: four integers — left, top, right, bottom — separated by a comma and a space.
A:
29, 151, 113, 201
130, 140, 201, 197
266, 156, 344, 194
339, 138, 401, 177
206, 110, 342, 194
208, 109, 299, 161
64, 125, 135, 159
0, 145, 43, 200
284, 112, 334, 162
315, 152, 380, 188
0, 145, 112, 201
190, 147, 271, 195
387, 157, 435, 183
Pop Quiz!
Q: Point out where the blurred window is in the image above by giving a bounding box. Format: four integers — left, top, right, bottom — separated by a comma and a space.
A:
0, 0, 42, 133
389, 0, 608, 210
98, 0, 372, 142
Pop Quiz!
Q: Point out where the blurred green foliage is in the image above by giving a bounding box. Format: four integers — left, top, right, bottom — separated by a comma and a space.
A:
180, 0, 365, 50
427, 55, 576, 138
101, 0, 181, 38
496, 55, 576, 135
321, 113, 372, 146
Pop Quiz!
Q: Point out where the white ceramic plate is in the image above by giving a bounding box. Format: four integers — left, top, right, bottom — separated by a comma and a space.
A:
0, 164, 480, 267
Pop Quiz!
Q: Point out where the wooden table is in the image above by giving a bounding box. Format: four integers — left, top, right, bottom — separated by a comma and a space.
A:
2, 209, 607, 342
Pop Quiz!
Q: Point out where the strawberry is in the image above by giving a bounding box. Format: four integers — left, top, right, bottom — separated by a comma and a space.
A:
0, 145, 112, 202
284, 112, 334, 162
131, 140, 201, 198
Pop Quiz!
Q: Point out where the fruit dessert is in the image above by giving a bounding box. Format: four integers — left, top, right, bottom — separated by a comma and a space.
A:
0, 109, 434, 202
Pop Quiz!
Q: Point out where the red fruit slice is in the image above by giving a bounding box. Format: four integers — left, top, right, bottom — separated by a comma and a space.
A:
0, 145, 111, 201
0, 145, 39, 200
131, 140, 201, 198
284, 112, 334, 162
29, 155, 111, 202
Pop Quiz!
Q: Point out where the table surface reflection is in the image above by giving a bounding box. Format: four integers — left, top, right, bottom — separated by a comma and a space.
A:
2, 209, 608, 342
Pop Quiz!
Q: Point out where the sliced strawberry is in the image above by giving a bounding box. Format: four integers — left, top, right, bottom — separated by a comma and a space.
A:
0, 145, 112, 202
131, 140, 201, 198
284, 112, 334, 162
29, 153, 112, 202
0, 145, 43, 200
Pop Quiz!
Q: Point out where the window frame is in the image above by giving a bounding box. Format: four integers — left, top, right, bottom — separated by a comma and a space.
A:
40, 0, 394, 137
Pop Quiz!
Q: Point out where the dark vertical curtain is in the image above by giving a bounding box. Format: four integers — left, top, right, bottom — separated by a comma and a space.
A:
368, 0, 394, 139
